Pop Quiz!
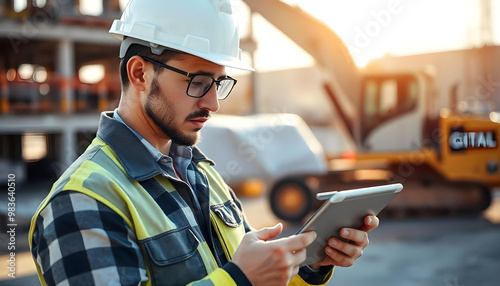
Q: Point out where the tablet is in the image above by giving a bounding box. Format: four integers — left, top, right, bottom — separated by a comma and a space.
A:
296, 183, 403, 267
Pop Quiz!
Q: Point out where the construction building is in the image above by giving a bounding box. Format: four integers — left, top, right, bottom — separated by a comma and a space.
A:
0, 0, 124, 184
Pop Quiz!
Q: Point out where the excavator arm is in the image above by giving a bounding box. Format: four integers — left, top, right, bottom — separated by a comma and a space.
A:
243, 0, 362, 145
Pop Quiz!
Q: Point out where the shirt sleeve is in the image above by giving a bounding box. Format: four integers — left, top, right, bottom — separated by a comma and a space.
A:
31, 191, 148, 286
297, 265, 334, 285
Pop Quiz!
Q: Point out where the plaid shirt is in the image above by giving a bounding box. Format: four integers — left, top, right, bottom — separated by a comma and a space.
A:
31, 112, 331, 285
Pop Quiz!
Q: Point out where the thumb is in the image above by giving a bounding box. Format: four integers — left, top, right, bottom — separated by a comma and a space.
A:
254, 223, 283, 241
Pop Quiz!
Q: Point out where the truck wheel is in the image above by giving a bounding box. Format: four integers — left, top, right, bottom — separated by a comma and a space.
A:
269, 178, 314, 222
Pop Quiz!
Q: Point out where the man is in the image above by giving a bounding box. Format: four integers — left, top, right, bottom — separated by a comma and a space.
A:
29, 0, 378, 285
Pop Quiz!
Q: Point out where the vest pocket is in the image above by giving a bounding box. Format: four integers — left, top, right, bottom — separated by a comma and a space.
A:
210, 200, 243, 227
210, 200, 246, 260
140, 226, 207, 285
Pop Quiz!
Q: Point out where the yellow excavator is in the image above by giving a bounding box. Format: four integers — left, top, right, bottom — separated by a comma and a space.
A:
244, 0, 500, 221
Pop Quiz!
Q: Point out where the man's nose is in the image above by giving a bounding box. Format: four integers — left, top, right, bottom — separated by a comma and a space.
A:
198, 84, 220, 112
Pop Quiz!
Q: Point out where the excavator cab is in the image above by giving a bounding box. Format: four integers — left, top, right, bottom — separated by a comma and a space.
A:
360, 73, 421, 152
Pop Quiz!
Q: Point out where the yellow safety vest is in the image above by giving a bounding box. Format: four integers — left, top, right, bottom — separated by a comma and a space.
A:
29, 137, 246, 286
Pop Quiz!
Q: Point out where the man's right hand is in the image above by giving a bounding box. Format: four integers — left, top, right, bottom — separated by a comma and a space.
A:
231, 223, 317, 286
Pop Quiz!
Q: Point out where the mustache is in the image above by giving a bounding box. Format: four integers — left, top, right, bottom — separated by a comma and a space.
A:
186, 110, 211, 120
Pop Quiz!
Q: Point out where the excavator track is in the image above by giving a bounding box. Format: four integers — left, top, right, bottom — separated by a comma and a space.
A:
318, 165, 494, 216
269, 168, 493, 221
382, 178, 492, 216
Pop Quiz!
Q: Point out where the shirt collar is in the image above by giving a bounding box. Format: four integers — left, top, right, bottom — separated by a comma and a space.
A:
113, 110, 165, 162
97, 112, 214, 181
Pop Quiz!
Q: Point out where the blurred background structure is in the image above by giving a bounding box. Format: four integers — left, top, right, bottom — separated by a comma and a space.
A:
0, 0, 124, 185
1, 0, 500, 285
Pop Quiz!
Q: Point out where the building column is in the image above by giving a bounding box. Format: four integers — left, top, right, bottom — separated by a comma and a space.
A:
61, 126, 77, 170
57, 39, 75, 114
1, 69, 8, 114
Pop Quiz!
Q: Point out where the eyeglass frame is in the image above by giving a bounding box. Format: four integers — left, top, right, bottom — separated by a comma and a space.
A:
141, 56, 237, 100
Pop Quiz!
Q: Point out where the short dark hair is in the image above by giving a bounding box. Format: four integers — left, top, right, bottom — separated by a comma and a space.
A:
119, 44, 185, 90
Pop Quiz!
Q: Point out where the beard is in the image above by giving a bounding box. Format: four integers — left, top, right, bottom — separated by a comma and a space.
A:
144, 77, 209, 146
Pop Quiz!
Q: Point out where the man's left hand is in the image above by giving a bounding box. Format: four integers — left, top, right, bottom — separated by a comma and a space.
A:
310, 215, 379, 268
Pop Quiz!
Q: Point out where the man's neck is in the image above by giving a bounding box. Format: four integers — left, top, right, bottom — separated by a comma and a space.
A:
116, 106, 172, 156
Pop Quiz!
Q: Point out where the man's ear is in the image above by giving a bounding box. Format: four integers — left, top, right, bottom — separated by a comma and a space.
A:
127, 55, 149, 92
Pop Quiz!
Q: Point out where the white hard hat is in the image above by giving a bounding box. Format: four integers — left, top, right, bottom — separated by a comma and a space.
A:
109, 0, 254, 71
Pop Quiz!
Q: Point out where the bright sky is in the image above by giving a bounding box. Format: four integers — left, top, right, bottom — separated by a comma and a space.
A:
245, 0, 500, 70
37, 0, 500, 71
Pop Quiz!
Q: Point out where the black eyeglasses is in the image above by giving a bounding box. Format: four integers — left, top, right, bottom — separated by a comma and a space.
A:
142, 57, 237, 100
